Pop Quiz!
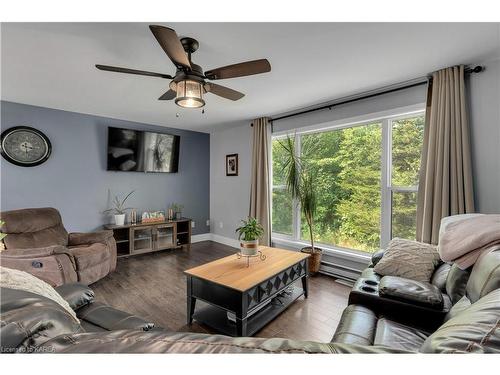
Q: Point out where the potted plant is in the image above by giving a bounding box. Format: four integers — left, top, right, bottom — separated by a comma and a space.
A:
235, 217, 264, 256
279, 134, 322, 274
103, 190, 134, 226
0, 220, 7, 251
170, 203, 184, 220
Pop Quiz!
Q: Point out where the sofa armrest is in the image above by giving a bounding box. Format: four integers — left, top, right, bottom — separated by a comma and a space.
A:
331, 305, 377, 345
329, 343, 414, 354
370, 249, 385, 267
379, 276, 444, 310
0, 245, 68, 259
38, 330, 414, 353
68, 231, 114, 246
76, 302, 154, 331
55, 283, 95, 311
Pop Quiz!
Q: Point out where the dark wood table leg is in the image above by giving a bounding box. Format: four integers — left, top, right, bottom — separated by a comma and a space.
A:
186, 276, 196, 325
235, 296, 248, 336
236, 317, 248, 336
302, 261, 309, 298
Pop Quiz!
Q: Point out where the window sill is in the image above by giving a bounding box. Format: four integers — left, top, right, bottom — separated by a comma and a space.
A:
271, 236, 372, 264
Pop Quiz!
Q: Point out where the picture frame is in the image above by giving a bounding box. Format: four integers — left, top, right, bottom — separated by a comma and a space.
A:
226, 154, 239, 176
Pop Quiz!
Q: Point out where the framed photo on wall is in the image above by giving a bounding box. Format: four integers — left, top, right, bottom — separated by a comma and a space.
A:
226, 154, 238, 176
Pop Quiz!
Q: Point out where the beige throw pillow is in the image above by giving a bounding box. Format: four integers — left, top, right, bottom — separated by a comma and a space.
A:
0, 266, 79, 322
374, 238, 441, 282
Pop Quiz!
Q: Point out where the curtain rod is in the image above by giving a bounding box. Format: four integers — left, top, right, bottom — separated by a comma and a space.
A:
267, 65, 484, 124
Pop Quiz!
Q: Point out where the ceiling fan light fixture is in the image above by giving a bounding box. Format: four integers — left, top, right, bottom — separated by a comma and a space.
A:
174, 80, 205, 108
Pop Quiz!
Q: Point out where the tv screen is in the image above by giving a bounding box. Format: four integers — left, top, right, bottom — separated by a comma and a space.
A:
107, 127, 180, 173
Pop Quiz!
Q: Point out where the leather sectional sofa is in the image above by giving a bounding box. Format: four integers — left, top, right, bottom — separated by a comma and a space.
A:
0, 208, 116, 286
1, 247, 499, 353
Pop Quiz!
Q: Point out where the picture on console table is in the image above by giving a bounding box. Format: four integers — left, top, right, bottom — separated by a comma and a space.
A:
226, 154, 238, 176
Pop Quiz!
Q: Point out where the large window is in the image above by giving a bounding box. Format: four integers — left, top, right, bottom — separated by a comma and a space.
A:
271, 111, 425, 254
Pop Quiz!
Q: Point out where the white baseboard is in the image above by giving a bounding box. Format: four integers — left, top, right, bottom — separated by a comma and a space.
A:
190, 233, 239, 249
191, 233, 212, 243
210, 234, 240, 249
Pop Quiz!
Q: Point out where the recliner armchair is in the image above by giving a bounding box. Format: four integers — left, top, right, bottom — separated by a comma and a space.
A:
0, 207, 116, 286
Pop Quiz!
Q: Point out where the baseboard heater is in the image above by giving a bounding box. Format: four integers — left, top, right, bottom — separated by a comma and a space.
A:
319, 260, 361, 283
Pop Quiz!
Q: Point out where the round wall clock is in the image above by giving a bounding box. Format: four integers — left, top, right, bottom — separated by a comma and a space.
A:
1, 126, 52, 167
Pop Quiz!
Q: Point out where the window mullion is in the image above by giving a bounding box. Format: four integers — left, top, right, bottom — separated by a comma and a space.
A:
293, 135, 301, 241
380, 119, 392, 249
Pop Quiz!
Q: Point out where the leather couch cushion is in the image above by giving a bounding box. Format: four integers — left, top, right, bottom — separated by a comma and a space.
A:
446, 264, 471, 304
1, 207, 68, 249
421, 289, 500, 353
374, 238, 440, 282
431, 263, 451, 292
374, 318, 429, 351
331, 305, 377, 345
466, 247, 500, 303
55, 283, 95, 311
0, 287, 82, 352
444, 295, 471, 322
379, 276, 444, 309
370, 249, 385, 267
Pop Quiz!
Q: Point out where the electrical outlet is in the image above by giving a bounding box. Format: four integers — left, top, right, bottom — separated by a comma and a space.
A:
206, 220, 210, 227
219, 222, 223, 229
191, 221, 195, 228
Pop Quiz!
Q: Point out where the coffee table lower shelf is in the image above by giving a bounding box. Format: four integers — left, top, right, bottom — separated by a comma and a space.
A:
193, 286, 305, 337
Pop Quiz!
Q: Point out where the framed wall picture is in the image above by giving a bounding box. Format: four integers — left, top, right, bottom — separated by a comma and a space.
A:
226, 154, 238, 176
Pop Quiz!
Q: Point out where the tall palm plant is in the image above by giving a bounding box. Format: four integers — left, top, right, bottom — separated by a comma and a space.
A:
279, 134, 318, 252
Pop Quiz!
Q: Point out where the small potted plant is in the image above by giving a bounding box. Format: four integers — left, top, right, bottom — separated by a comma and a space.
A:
103, 190, 134, 226
235, 217, 264, 256
170, 203, 184, 220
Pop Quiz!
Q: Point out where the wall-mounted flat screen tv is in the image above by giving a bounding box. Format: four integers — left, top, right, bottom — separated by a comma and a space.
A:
107, 127, 180, 173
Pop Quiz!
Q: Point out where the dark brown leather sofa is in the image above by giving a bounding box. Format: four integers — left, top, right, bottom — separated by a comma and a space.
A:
0, 208, 116, 286
1, 247, 499, 353
348, 252, 471, 331
332, 247, 500, 352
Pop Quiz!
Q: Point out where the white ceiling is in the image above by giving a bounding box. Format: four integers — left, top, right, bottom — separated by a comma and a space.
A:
1, 23, 499, 132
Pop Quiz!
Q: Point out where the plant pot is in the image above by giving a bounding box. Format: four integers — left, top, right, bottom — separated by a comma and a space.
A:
301, 247, 323, 275
114, 214, 126, 226
240, 239, 259, 256
175, 212, 182, 220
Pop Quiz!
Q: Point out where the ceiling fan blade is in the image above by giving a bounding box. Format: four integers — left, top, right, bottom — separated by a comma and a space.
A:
96, 64, 173, 79
205, 59, 271, 80
158, 89, 176, 100
205, 83, 245, 101
149, 25, 191, 70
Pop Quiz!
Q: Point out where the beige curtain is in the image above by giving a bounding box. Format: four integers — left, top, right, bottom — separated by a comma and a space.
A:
249, 117, 271, 246
416, 65, 475, 244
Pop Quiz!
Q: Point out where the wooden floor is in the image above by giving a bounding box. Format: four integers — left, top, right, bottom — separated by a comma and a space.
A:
91, 241, 351, 342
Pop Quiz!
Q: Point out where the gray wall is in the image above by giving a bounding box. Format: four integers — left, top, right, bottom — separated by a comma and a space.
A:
209, 121, 252, 241
0, 101, 210, 234
468, 58, 500, 213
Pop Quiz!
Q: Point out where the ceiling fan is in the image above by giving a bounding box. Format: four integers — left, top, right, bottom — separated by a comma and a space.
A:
96, 25, 271, 109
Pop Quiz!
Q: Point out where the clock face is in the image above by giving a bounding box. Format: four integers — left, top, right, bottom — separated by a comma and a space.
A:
1, 126, 51, 167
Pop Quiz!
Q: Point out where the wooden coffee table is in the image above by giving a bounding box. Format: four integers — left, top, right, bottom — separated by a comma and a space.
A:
185, 246, 310, 337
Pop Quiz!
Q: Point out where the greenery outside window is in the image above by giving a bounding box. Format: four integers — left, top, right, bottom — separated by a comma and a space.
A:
271, 110, 425, 254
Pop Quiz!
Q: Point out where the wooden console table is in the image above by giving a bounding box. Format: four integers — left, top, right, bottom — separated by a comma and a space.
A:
104, 218, 191, 258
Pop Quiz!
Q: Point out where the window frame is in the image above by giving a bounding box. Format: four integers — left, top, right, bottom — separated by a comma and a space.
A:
271, 104, 425, 258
